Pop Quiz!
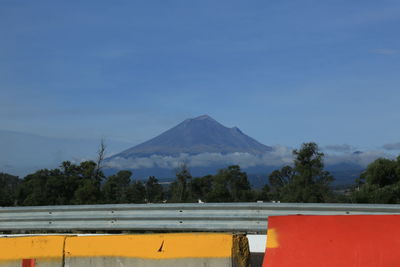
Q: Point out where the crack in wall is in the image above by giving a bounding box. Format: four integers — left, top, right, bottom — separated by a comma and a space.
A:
157, 240, 164, 252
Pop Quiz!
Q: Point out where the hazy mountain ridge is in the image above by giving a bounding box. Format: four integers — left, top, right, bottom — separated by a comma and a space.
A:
0, 129, 133, 176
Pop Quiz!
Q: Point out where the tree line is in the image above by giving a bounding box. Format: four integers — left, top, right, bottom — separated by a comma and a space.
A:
0, 162, 254, 206
1, 142, 400, 206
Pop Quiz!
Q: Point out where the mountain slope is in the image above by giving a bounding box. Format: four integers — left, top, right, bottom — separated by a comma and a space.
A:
111, 115, 272, 158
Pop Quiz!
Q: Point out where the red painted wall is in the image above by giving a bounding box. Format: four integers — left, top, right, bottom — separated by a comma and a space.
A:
263, 215, 400, 267
22, 259, 35, 267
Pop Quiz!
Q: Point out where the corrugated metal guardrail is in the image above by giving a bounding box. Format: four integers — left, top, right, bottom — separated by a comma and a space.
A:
1, 203, 400, 234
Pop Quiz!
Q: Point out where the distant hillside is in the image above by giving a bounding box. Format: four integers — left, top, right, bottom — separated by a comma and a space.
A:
111, 115, 272, 158
0, 129, 133, 176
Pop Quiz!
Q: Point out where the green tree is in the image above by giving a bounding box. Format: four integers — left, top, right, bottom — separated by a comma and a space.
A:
259, 184, 271, 201
19, 161, 80, 206
190, 175, 213, 202
102, 170, 132, 203
206, 172, 232, 202
73, 141, 107, 204
360, 158, 398, 187
170, 164, 192, 202
19, 160, 105, 206
145, 176, 164, 203
268, 166, 294, 200
268, 142, 334, 202
19, 169, 66, 206
126, 180, 146, 203
352, 156, 400, 203
72, 161, 104, 204
0, 173, 20, 206
207, 165, 254, 202
59, 161, 81, 203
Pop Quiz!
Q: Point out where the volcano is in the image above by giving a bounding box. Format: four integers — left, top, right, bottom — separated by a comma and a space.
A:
110, 115, 272, 158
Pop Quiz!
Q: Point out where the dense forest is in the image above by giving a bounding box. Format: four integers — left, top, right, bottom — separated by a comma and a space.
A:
1, 142, 400, 206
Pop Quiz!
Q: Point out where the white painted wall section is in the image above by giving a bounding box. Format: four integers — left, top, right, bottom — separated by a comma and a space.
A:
247, 234, 267, 253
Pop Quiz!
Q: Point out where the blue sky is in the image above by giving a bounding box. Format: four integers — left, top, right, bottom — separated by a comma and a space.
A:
1, 0, 399, 150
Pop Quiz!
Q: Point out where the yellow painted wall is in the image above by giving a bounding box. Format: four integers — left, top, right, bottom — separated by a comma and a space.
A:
65, 233, 233, 259
0, 233, 235, 264
0, 236, 65, 263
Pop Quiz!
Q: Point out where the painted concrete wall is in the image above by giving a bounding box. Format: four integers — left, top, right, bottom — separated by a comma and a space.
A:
64, 233, 238, 267
263, 215, 400, 267
0, 236, 65, 267
247, 235, 267, 267
0, 233, 249, 267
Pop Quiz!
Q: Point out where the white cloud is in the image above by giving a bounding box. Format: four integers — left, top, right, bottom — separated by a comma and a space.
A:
383, 143, 400, 151
323, 144, 353, 153
105, 145, 397, 171
325, 150, 395, 166
371, 48, 399, 55
105, 146, 294, 170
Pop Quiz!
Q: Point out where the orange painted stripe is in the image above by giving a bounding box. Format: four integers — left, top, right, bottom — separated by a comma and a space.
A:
263, 215, 400, 267
65, 233, 233, 259
265, 228, 278, 249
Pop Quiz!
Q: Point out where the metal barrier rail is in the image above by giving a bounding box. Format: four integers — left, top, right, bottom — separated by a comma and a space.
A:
1, 203, 400, 234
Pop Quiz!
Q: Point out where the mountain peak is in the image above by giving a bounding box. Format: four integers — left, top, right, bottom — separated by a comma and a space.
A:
189, 115, 218, 123
182, 115, 219, 127
111, 116, 272, 158
194, 114, 213, 120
